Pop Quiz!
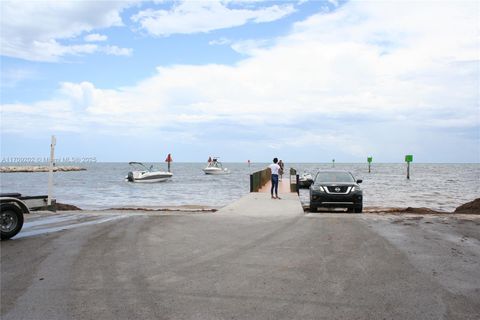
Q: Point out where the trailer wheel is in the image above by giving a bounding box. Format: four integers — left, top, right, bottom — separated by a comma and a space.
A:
1, 203, 24, 240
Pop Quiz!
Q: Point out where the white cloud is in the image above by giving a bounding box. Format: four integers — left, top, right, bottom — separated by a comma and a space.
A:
209, 36, 273, 56
230, 38, 272, 55
282, 132, 368, 157
30, 40, 99, 61
0, 1, 133, 61
101, 45, 133, 56
131, 1, 296, 36
2, 1, 478, 159
84, 33, 108, 42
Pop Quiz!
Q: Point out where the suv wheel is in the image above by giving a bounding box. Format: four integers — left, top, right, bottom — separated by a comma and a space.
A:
354, 206, 363, 214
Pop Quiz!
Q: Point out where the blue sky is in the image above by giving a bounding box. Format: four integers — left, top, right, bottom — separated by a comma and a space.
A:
1, 0, 479, 163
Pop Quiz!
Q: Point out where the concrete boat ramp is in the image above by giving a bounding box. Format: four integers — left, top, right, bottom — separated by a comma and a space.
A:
1, 188, 480, 319
219, 192, 303, 217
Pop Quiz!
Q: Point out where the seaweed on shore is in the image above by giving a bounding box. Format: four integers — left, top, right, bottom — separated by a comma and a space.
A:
454, 198, 480, 214
55, 203, 82, 211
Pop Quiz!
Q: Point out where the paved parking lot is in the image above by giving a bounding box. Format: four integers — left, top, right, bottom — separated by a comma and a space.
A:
1, 199, 479, 320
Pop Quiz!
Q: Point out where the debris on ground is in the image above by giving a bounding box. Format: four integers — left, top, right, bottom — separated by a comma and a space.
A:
56, 203, 82, 211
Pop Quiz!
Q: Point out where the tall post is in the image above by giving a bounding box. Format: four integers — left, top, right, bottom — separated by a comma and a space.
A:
405, 155, 413, 180
367, 156, 373, 173
47, 135, 56, 206
332, 159, 335, 168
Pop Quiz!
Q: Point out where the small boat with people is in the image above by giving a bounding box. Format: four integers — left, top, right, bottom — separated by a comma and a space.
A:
126, 161, 173, 183
298, 171, 314, 188
203, 157, 230, 175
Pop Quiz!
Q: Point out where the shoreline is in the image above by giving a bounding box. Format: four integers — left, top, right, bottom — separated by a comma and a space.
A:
48, 204, 478, 215
63, 197, 480, 215
106, 205, 219, 213
22, 196, 480, 215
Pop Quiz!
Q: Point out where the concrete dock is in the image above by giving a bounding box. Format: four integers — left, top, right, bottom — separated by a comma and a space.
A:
257, 175, 293, 195
1, 191, 480, 319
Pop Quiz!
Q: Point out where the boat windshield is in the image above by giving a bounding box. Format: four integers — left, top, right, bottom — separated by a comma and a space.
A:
314, 171, 355, 183
129, 162, 154, 171
208, 160, 223, 168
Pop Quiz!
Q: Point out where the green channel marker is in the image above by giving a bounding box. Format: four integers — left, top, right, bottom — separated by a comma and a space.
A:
405, 154, 413, 179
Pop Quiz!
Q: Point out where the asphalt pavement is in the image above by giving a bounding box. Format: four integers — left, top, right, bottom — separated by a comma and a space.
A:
1, 195, 479, 320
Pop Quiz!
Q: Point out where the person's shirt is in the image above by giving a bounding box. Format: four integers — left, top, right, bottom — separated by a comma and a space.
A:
269, 163, 281, 175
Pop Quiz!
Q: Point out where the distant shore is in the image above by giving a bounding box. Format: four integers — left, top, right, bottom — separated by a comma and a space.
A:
0, 166, 86, 173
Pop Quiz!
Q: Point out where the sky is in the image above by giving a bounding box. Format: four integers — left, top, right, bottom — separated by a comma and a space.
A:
1, 0, 479, 163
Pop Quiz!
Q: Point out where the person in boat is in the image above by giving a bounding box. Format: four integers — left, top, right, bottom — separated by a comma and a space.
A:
268, 158, 281, 199
278, 159, 285, 181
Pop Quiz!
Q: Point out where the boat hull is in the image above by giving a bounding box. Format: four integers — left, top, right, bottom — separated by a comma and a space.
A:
127, 171, 173, 183
203, 169, 229, 175
298, 179, 313, 188
298, 174, 314, 188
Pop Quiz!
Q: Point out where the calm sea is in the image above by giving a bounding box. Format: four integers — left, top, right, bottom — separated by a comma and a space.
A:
1, 163, 478, 212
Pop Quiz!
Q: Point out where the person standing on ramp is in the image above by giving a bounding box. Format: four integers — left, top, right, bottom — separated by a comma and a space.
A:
269, 158, 281, 199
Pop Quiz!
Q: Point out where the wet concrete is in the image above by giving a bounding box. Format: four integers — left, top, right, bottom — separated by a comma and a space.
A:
1, 210, 479, 320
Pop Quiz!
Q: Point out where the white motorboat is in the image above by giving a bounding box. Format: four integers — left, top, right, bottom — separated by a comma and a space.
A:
298, 171, 314, 188
203, 157, 230, 175
126, 162, 173, 183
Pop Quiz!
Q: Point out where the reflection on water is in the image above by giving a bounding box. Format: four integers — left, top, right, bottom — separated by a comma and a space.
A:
1, 163, 478, 211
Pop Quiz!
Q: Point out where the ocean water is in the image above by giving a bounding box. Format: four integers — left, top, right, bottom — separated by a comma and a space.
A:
294, 163, 479, 212
0, 163, 478, 212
